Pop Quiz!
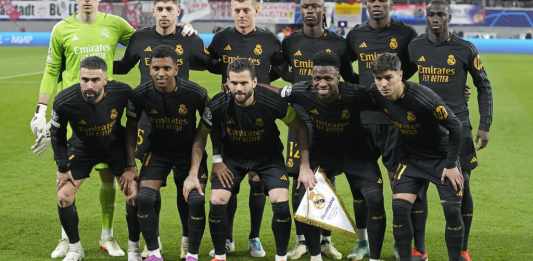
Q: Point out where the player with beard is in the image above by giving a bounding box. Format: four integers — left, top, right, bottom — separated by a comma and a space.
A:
369, 53, 464, 261
278, 0, 358, 259
29, 0, 135, 257
198, 59, 314, 261
113, 1, 210, 258
50, 56, 138, 261
408, 1, 493, 260
345, 0, 418, 259
207, 0, 285, 256
273, 51, 386, 261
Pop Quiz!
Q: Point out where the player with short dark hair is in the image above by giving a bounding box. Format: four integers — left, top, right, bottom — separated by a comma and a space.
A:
408, 1, 493, 260
345, 0, 419, 258
113, 1, 209, 257
273, 51, 386, 261
124, 45, 209, 261
50, 56, 138, 261
370, 53, 464, 261
197, 58, 314, 261
278, 1, 358, 257
29, 0, 135, 257
206, 0, 286, 256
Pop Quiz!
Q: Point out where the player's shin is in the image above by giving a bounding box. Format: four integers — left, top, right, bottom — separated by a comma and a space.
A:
272, 201, 292, 256
137, 187, 160, 251
291, 179, 305, 238
209, 202, 228, 256
461, 173, 473, 251
187, 191, 206, 255
176, 183, 189, 238
58, 203, 80, 244
442, 200, 464, 261
249, 176, 266, 239
365, 190, 386, 259
412, 192, 428, 253
392, 198, 414, 261
226, 195, 237, 242
126, 202, 140, 243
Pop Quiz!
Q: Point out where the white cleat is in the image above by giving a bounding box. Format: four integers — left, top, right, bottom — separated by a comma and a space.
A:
51, 239, 69, 258
287, 241, 308, 260
127, 249, 142, 261
347, 240, 370, 261
310, 254, 323, 261
249, 237, 266, 257
99, 238, 125, 257
180, 237, 189, 259
141, 237, 163, 258
320, 241, 342, 260
209, 239, 235, 257
62, 248, 85, 261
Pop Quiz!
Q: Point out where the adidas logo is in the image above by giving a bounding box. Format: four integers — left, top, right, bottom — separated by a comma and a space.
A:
224, 44, 232, 51
144, 46, 152, 52
359, 41, 367, 48
294, 50, 302, 56
280, 175, 288, 181
418, 56, 426, 62
78, 120, 87, 125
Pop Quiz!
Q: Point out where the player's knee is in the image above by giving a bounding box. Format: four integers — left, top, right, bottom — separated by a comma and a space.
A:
392, 198, 412, 217
136, 187, 158, 214
210, 190, 230, 205
442, 200, 462, 222
188, 191, 205, 213
411, 195, 428, 214
57, 188, 75, 208
269, 188, 289, 203
272, 201, 291, 221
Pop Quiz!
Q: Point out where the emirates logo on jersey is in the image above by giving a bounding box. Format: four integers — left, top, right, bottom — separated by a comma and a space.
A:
254, 44, 263, 56
447, 54, 456, 66
389, 37, 398, 49
175, 44, 184, 55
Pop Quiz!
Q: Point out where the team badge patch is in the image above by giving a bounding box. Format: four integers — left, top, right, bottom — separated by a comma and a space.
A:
474, 55, 483, 70
254, 44, 263, 56
178, 104, 188, 116
407, 111, 416, 122
110, 108, 118, 120
447, 54, 456, 66
389, 37, 398, 49
175, 44, 184, 55
325, 48, 332, 54
309, 191, 326, 209
434, 105, 449, 120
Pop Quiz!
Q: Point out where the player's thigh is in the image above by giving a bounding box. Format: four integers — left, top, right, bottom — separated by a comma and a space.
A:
139, 153, 173, 187
382, 125, 401, 173
255, 163, 289, 197
460, 135, 478, 173
392, 162, 428, 202
210, 158, 245, 195
345, 158, 383, 197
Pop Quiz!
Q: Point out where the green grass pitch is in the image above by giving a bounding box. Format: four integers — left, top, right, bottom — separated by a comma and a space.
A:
0, 47, 532, 260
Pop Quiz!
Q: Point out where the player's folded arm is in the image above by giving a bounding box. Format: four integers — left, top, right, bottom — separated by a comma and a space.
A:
49, 106, 69, 172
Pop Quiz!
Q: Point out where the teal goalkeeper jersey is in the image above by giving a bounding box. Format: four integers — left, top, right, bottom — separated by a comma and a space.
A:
39, 12, 135, 97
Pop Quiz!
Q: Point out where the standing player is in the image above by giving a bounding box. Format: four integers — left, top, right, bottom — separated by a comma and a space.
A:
200, 58, 314, 261
408, 1, 493, 260
50, 56, 138, 261
125, 45, 209, 261
278, 51, 386, 261
113, 0, 212, 258
345, 0, 417, 259
29, 0, 135, 258
278, 0, 358, 259
370, 53, 465, 261
207, 0, 285, 256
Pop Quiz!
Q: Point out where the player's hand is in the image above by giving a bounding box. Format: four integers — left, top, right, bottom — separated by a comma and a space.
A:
56, 170, 75, 190
120, 167, 138, 205
30, 104, 47, 136
297, 166, 316, 190
464, 85, 472, 101
476, 129, 489, 150
183, 173, 204, 202
441, 167, 463, 192
212, 162, 234, 188
178, 22, 198, 36
31, 122, 51, 155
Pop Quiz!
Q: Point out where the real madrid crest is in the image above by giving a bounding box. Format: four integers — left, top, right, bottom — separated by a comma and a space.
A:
473, 54, 483, 70
309, 191, 326, 209
175, 44, 184, 55
389, 37, 398, 49
254, 44, 263, 56
178, 104, 188, 116
110, 108, 118, 120
447, 54, 456, 66
406, 111, 416, 122
325, 48, 332, 54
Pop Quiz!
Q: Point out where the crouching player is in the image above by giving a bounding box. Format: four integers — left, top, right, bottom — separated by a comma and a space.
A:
50, 56, 138, 261
370, 53, 465, 261
191, 58, 314, 261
